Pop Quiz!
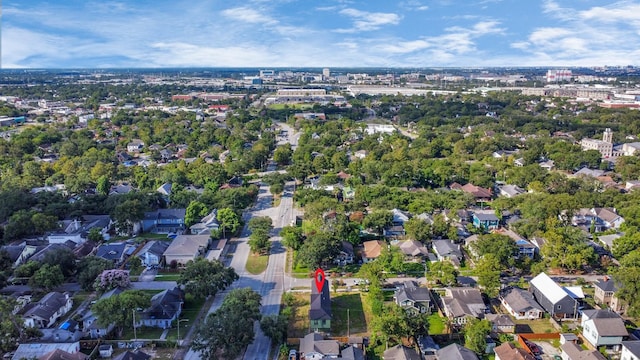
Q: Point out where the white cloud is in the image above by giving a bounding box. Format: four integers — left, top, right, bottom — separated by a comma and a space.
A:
221, 7, 278, 25
335, 8, 401, 33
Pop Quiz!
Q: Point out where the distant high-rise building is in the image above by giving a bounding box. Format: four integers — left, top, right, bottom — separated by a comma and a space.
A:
546, 69, 572, 83
322, 68, 330, 79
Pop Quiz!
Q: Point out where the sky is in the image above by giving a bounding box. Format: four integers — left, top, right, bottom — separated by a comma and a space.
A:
2, 0, 640, 68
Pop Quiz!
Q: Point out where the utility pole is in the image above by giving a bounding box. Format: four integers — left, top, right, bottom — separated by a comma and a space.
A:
347, 309, 350, 337
132, 309, 137, 341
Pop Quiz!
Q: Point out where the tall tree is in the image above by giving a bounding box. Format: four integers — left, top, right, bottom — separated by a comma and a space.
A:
177, 258, 238, 299
42, 247, 77, 278
185, 201, 209, 228
296, 232, 340, 269
217, 208, 240, 239
475, 254, 502, 297
112, 199, 146, 236
92, 290, 151, 337
427, 260, 458, 286
464, 318, 492, 354
193, 288, 262, 360
280, 226, 304, 250
77, 256, 114, 291
0, 296, 41, 353
29, 264, 64, 290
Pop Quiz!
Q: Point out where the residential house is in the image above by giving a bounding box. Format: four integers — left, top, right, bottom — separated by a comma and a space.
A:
594, 276, 625, 313
495, 229, 537, 259
334, 241, 355, 266
432, 239, 463, 267
417, 335, 439, 358
394, 240, 430, 261
189, 209, 219, 235
362, 240, 385, 263
560, 341, 607, 360
163, 235, 211, 267
498, 184, 526, 198
383, 345, 422, 360
530, 272, 578, 319
436, 343, 480, 360
571, 208, 625, 232
309, 278, 331, 331
451, 183, 493, 202
493, 342, 535, 360
112, 350, 152, 360
621, 341, 640, 360
341, 346, 365, 360
157, 182, 172, 199
98, 344, 113, 358
12, 342, 81, 360
30, 243, 74, 263
126, 139, 144, 153
499, 287, 544, 320
472, 211, 500, 230
219, 175, 243, 189
39, 322, 82, 343
581, 309, 628, 351
136, 287, 184, 329
141, 208, 187, 234
137, 241, 170, 267
39, 348, 89, 360
47, 215, 112, 245
394, 281, 431, 315
299, 332, 339, 360
22, 292, 73, 328
95, 243, 127, 265
485, 314, 516, 333
383, 209, 411, 238
442, 288, 486, 326
1, 243, 38, 267
81, 288, 123, 339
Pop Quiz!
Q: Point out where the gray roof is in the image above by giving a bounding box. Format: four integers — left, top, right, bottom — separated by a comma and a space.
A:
594, 277, 619, 293
383, 345, 422, 360
485, 314, 515, 327
443, 288, 485, 319
309, 278, 331, 321
140, 287, 184, 321
143, 208, 186, 221
432, 239, 462, 265
500, 287, 543, 313
1, 244, 25, 261
436, 344, 479, 360
473, 212, 500, 221
23, 292, 69, 321
560, 342, 606, 360
112, 350, 152, 360
95, 243, 126, 261
299, 333, 339, 356
582, 309, 628, 337
137, 240, 170, 258
395, 285, 431, 305
623, 341, 640, 356
341, 346, 365, 360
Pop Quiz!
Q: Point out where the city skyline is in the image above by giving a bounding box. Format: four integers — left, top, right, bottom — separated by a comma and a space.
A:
3, 0, 640, 69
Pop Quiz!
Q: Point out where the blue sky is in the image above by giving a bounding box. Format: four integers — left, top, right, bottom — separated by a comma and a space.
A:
3, 0, 640, 68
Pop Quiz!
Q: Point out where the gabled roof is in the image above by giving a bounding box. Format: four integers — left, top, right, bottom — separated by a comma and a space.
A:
39, 348, 88, 360
299, 333, 339, 356
436, 343, 479, 360
395, 284, 431, 305
157, 182, 172, 196
594, 277, 619, 292
362, 240, 385, 259
560, 342, 606, 360
309, 278, 331, 321
500, 287, 543, 313
112, 350, 152, 360
143, 208, 186, 221
383, 344, 421, 360
530, 273, 569, 304
164, 235, 210, 257
140, 287, 184, 321
341, 346, 364, 360
95, 243, 126, 261
396, 240, 430, 257
443, 288, 485, 319
582, 309, 627, 337
137, 240, 170, 258
485, 314, 515, 327
493, 342, 534, 360
23, 292, 69, 321
622, 341, 640, 357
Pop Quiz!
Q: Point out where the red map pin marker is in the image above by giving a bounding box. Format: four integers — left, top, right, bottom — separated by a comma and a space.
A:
314, 268, 325, 293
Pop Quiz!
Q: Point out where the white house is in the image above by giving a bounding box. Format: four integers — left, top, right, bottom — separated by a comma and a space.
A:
137, 240, 170, 267
23, 292, 73, 328
581, 309, 628, 351
621, 341, 640, 360
299, 332, 339, 360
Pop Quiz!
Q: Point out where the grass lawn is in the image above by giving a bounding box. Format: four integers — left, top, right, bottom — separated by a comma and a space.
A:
164, 294, 207, 341
246, 252, 269, 274
428, 313, 446, 334
514, 319, 558, 334
154, 273, 182, 281
287, 293, 311, 338
331, 293, 369, 336
292, 257, 311, 279
121, 325, 166, 340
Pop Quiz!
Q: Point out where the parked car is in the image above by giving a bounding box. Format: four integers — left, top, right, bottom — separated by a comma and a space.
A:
289, 349, 298, 360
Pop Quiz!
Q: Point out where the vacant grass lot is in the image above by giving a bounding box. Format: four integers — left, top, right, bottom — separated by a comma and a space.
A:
331, 293, 368, 336
287, 293, 311, 338
514, 318, 558, 334
428, 313, 446, 334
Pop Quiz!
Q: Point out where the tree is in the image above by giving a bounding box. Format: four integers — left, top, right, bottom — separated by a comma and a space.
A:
377, 246, 405, 274
404, 218, 432, 242
464, 318, 492, 354
14, 261, 40, 278
96, 175, 111, 196
362, 211, 393, 235
29, 264, 64, 290
0, 296, 41, 353
273, 144, 292, 166
42, 247, 77, 278
87, 227, 104, 243
475, 254, 502, 297
92, 290, 151, 337
185, 201, 208, 228
469, 234, 517, 268
177, 258, 238, 299
94, 269, 131, 293
248, 216, 273, 234
260, 314, 288, 345
297, 232, 340, 269
280, 226, 304, 250
370, 304, 411, 347
112, 199, 146, 236
77, 256, 114, 291
270, 182, 284, 196
193, 288, 262, 360
248, 216, 274, 254
217, 208, 240, 239
428, 260, 458, 286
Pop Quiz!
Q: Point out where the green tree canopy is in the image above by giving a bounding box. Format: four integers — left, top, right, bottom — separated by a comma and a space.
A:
92, 290, 151, 337
177, 258, 238, 299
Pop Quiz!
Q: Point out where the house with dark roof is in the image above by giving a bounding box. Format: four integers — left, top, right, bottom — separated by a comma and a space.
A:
394, 281, 431, 315
136, 240, 170, 267
530, 273, 578, 319
499, 287, 544, 320
383, 344, 422, 360
581, 309, 628, 350
594, 276, 625, 313
299, 332, 339, 360
309, 278, 331, 331
485, 314, 515, 333
47, 215, 112, 245
141, 208, 186, 234
112, 350, 152, 360
621, 341, 640, 360
394, 240, 430, 260
95, 243, 127, 265
432, 239, 463, 267
22, 292, 73, 328
81, 288, 123, 338
136, 287, 184, 329
472, 211, 500, 230
1, 243, 38, 267
334, 241, 354, 266
341, 346, 364, 360
442, 288, 486, 326
436, 343, 479, 360
189, 209, 219, 235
